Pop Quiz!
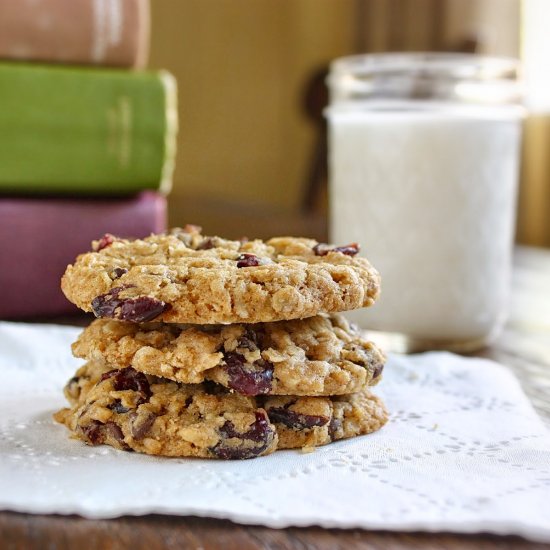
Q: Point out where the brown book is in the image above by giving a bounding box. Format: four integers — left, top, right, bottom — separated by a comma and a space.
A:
0, 0, 149, 68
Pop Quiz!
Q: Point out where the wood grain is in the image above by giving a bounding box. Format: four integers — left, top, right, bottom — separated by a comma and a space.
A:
1, 513, 548, 550
1, 246, 549, 549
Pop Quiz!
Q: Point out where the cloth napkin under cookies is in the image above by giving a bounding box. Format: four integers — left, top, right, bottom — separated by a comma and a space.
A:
2, 321, 549, 542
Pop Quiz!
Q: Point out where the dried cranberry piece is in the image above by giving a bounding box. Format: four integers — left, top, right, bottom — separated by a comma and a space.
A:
219, 412, 270, 443
100, 369, 117, 382
91, 286, 125, 318
267, 405, 329, 430
111, 267, 128, 279
236, 253, 261, 268
211, 411, 275, 459
101, 367, 152, 404
223, 352, 273, 396
313, 243, 360, 256
333, 243, 360, 255
91, 286, 169, 322
94, 233, 116, 252
118, 297, 170, 322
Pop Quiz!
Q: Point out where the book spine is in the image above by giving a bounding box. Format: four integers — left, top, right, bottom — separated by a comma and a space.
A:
0, 0, 150, 68
0, 192, 167, 318
0, 63, 178, 194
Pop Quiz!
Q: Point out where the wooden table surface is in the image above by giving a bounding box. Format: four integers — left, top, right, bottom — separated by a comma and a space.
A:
1, 246, 549, 550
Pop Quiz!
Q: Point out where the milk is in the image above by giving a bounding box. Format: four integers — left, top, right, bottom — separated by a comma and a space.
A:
328, 107, 522, 344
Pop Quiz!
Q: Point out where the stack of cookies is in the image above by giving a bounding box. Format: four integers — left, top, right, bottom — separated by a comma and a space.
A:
55, 226, 388, 459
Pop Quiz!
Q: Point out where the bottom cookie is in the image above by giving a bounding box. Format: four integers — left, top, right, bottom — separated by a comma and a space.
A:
54, 361, 388, 459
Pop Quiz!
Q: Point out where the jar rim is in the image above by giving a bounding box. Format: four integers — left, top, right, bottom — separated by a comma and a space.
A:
328, 52, 523, 106
330, 52, 521, 80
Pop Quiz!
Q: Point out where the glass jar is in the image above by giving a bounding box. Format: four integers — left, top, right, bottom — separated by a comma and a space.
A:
326, 53, 524, 352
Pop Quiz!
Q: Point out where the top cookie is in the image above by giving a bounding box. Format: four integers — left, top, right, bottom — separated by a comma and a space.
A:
61, 225, 380, 324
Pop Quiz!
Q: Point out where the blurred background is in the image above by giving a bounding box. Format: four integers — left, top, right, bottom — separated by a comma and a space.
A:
148, 0, 547, 245
1, 0, 549, 319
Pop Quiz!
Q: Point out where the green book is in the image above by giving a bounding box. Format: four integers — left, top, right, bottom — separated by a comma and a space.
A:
0, 63, 177, 194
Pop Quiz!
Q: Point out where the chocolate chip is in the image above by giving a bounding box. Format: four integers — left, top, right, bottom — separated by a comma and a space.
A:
81, 420, 105, 445
201, 380, 225, 396
80, 420, 128, 449
105, 421, 127, 446
237, 329, 261, 351
130, 412, 157, 440
108, 399, 130, 414
111, 267, 128, 280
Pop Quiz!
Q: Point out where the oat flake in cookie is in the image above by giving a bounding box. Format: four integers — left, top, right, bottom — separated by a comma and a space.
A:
60, 225, 381, 325
54, 361, 388, 459
72, 314, 385, 396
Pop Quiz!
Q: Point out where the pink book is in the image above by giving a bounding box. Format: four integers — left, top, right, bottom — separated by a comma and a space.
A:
0, 0, 149, 68
0, 192, 166, 318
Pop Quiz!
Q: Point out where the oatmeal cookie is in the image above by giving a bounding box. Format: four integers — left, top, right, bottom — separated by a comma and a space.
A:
55, 362, 388, 459
61, 226, 380, 324
55, 362, 278, 460
72, 314, 385, 396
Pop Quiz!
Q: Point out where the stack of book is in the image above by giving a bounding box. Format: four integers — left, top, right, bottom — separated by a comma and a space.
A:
0, 0, 177, 318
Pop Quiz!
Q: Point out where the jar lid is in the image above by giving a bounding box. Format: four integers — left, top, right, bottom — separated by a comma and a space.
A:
327, 52, 523, 107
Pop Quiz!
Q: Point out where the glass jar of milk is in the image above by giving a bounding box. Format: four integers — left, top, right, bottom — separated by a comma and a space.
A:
326, 53, 524, 351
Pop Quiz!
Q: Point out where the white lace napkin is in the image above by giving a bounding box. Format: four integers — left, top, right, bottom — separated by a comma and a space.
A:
1, 321, 549, 542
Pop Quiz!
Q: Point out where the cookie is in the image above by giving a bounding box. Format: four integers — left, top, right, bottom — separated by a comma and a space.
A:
56, 363, 278, 460
72, 314, 385, 396
265, 390, 387, 449
55, 362, 388, 459
61, 225, 380, 324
